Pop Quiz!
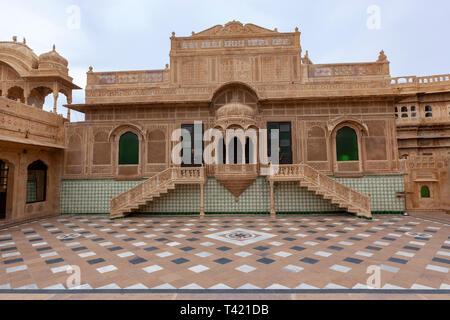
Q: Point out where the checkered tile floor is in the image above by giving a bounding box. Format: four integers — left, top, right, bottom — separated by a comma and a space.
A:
0, 215, 449, 291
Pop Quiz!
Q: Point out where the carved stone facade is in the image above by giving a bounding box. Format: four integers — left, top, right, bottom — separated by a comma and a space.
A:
396, 91, 450, 212
0, 39, 77, 226
1, 22, 450, 224
65, 21, 449, 216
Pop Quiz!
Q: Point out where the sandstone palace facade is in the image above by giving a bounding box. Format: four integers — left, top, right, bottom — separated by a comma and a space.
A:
0, 21, 449, 225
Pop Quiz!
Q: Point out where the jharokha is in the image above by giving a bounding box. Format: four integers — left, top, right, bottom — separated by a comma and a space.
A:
0, 21, 449, 226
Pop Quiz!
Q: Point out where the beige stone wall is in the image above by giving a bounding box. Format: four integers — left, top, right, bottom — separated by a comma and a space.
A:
0, 141, 63, 223
64, 97, 399, 180
397, 91, 450, 212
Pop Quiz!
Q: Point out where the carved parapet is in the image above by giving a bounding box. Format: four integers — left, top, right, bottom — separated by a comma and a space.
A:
0, 96, 65, 148
308, 62, 390, 79
87, 69, 169, 86
391, 74, 450, 93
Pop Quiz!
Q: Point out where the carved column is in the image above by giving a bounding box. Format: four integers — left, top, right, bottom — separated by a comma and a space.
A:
200, 183, 205, 217
24, 83, 30, 105
53, 91, 59, 114
67, 95, 72, 121
270, 180, 276, 216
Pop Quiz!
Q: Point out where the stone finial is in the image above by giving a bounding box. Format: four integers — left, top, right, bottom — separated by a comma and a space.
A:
88, 66, 93, 72
274, 28, 278, 32
52, 44, 56, 51
295, 27, 299, 32
23, 37, 26, 44
12, 36, 17, 42
302, 50, 312, 65
191, 31, 195, 36
377, 50, 388, 62
171, 31, 176, 38
165, 64, 169, 70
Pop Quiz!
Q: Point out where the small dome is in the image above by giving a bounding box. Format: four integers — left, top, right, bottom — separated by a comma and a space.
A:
216, 102, 255, 120
0, 41, 39, 69
39, 45, 68, 70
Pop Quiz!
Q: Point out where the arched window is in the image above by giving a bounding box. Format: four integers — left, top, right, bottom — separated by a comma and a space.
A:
336, 126, 359, 162
245, 137, 255, 164
218, 137, 226, 165
228, 137, 243, 164
26, 160, 47, 203
420, 186, 431, 198
411, 106, 417, 118
425, 105, 433, 118
119, 132, 139, 165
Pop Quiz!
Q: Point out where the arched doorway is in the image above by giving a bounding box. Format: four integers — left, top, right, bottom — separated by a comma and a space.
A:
26, 160, 48, 203
0, 160, 10, 219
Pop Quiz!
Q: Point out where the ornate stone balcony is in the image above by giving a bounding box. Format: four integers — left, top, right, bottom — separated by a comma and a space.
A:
210, 164, 259, 202
0, 96, 65, 149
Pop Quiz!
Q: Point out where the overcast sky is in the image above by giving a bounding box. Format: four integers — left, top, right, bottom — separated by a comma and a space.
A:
1, 0, 449, 122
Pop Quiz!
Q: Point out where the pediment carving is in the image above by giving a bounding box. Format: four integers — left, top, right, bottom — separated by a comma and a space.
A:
194, 21, 277, 37
327, 116, 369, 136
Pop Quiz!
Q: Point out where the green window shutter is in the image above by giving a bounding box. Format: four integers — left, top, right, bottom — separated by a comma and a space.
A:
420, 186, 430, 198
336, 126, 359, 162
119, 132, 139, 165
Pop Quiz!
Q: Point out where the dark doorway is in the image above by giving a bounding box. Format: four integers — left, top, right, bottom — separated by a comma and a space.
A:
267, 122, 293, 165
0, 160, 9, 219
181, 124, 204, 167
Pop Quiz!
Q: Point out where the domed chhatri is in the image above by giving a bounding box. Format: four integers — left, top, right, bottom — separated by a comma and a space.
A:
216, 102, 255, 120
39, 45, 69, 71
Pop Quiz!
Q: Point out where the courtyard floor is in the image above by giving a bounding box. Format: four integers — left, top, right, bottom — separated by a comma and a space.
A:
0, 214, 449, 299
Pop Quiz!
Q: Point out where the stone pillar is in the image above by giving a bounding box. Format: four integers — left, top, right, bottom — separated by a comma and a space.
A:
24, 83, 30, 105
270, 180, 276, 217
67, 95, 72, 121
200, 183, 205, 217
53, 91, 59, 114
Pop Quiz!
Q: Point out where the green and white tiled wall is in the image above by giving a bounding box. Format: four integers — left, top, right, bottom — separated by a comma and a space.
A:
274, 181, 340, 213
204, 177, 270, 214
60, 175, 405, 215
334, 175, 405, 213
138, 184, 200, 214
60, 179, 143, 214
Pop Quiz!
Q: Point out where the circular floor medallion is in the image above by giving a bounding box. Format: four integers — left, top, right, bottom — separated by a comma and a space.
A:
226, 231, 256, 241
405, 232, 432, 238
56, 233, 81, 240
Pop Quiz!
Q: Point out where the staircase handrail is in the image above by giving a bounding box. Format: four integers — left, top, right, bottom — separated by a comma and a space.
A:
269, 164, 371, 213
110, 167, 205, 214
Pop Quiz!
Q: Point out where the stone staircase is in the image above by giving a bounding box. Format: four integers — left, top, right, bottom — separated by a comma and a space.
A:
110, 167, 206, 219
267, 164, 372, 218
